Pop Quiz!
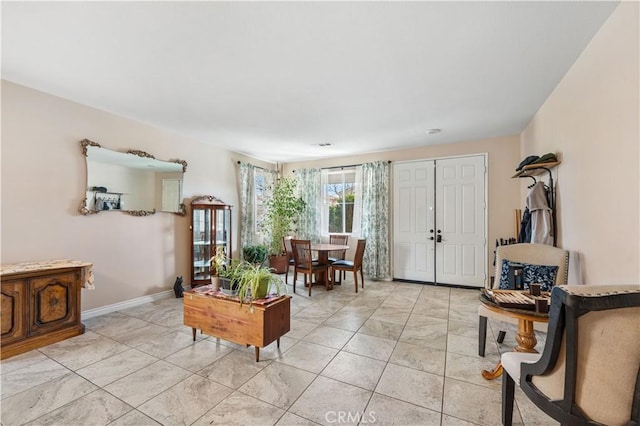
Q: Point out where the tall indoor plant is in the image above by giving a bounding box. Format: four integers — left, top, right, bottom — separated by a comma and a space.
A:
262, 176, 304, 273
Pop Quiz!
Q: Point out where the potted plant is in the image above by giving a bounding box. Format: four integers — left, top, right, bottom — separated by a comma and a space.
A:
262, 176, 305, 273
210, 247, 286, 301
210, 246, 243, 295
210, 246, 227, 276
236, 263, 286, 307
242, 245, 268, 265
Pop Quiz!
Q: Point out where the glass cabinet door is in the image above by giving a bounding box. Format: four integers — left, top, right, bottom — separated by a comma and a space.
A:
215, 209, 231, 253
190, 196, 232, 287
192, 207, 212, 282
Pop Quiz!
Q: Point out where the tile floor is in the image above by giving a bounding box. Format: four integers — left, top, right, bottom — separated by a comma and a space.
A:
1, 278, 557, 425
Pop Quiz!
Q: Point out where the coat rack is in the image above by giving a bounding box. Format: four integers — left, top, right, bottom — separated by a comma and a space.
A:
512, 161, 561, 247
94, 191, 123, 210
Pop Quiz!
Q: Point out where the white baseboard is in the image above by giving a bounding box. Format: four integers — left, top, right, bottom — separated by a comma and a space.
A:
81, 289, 174, 320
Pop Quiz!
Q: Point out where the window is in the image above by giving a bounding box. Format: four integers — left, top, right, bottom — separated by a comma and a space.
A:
323, 169, 356, 234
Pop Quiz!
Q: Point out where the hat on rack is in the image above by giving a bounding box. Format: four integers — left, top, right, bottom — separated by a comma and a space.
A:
532, 153, 557, 164
516, 155, 540, 171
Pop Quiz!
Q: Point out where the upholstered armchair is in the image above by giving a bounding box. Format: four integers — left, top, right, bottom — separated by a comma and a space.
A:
479, 243, 569, 356
501, 285, 640, 425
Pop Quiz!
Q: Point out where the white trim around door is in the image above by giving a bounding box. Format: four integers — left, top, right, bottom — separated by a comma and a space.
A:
392, 154, 487, 287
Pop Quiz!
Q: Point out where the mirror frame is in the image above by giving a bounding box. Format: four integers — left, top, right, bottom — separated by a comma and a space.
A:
79, 138, 187, 216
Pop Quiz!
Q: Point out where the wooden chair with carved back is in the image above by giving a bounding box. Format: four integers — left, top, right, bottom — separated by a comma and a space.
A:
291, 239, 330, 296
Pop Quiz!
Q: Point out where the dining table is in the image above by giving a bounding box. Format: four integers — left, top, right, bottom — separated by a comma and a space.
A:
310, 243, 349, 289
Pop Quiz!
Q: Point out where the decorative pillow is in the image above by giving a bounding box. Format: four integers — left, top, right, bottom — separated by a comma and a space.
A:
523, 264, 558, 292
499, 259, 559, 291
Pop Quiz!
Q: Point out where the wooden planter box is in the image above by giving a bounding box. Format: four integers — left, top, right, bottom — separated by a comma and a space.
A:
183, 290, 290, 361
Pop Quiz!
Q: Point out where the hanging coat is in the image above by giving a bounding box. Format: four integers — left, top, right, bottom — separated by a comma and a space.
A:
527, 182, 553, 245
518, 207, 532, 243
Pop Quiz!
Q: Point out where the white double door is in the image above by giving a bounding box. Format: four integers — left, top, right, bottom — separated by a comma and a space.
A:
393, 155, 486, 287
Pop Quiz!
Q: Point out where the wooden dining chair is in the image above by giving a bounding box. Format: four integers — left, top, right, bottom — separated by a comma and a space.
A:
328, 234, 349, 283
291, 239, 330, 296
331, 239, 366, 293
282, 236, 294, 285
328, 235, 348, 262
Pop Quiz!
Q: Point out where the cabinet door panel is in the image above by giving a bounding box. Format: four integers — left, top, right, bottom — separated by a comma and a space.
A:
29, 272, 78, 335
1, 281, 27, 344
192, 207, 213, 283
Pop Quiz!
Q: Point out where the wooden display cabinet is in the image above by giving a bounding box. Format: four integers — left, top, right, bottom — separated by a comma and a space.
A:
1, 266, 86, 359
190, 195, 232, 288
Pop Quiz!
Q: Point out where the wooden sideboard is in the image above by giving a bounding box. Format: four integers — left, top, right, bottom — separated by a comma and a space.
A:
1, 261, 92, 359
183, 288, 290, 362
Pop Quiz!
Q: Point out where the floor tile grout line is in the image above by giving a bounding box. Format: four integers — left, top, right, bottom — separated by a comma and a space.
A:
109, 408, 158, 426
74, 338, 235, 419
353, 282, 410, 424
23, 387, 109, 425
136, 367, 235, 425
440, 286, 452, 424
326, 284, 381, 425
0, 355, 76, 402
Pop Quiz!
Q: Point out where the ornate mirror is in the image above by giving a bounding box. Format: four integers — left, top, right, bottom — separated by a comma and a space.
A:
79, 139, 187, 216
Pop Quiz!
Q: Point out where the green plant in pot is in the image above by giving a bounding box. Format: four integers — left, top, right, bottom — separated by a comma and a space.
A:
210, 246, 243, 295
236, 263, 285, 307
262, 176, 305, 273
242, 245, 268, 265
210, 247, 285, 301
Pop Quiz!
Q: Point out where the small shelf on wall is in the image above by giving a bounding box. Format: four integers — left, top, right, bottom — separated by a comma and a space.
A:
511, 161, 561, 179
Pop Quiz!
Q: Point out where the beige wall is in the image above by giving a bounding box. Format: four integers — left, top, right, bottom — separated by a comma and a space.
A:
1, 81, 275, 311
521, 2, 639, 284
283, 135, 523, 281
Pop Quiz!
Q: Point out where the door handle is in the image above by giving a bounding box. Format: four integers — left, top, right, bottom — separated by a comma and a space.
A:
429, 236, 434, 240
436, 235, 443, 243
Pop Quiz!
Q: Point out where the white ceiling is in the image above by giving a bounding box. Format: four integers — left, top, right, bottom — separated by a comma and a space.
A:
1, 1, 618, 163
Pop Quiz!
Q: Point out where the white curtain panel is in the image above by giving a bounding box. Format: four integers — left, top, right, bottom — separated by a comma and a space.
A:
238, 162, 256, 250
259, 168, 279, 246
361, 161, 391, 280
238, 163, 278, 252
352, 166, 363, 238
295, 168, 321, 243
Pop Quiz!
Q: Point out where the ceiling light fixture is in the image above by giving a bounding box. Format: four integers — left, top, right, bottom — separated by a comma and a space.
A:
426, 129, 442, 134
